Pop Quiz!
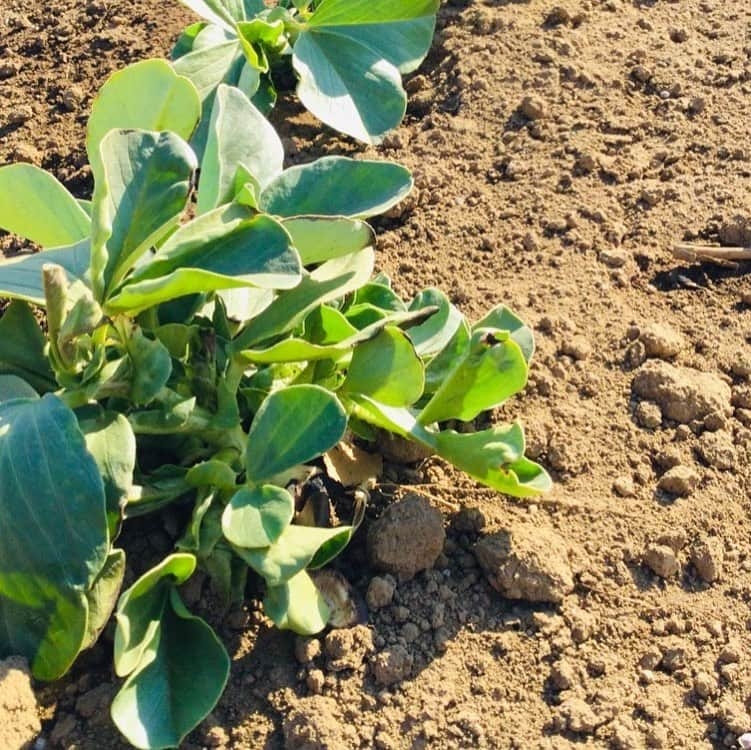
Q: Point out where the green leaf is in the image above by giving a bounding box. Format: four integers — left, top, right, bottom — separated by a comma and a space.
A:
114, 554, 197, 678
112, 581, 229, 750
233, 523, 351, 584
87, 60, 200, 186
292, 0, 438, 142
424, 319, 470, 393
91, 129, 198, 299
348, 396, 551, 498
418, 329, 528, 425
260, 157, 412, 218
177, 0, 264, 29
293, 31, 404, 144
82, 548, 126, 650
107, 207, 301, 315
78, 408, 136, 537
173, 40, 258, 159
238, 308, 428, 364
0, 394, 108, 680
186, 460, 237, 489
407, 288, 464, 358
307, 0, 439, 73
435, 424, 553, 497
0, 241, 90, 307
245, 384, 347, 483
474, 305, 535, 363
222, 484, 294, 548
198, 84, 283, 214
341, 326, 424, 406
0, 301, 56, 392
125, 329, 173, 405
264, 570, 330, 635
234, 248, 374, 348
172, 21, 207, 58
282, 217, 375, 265
0, 375, 38, 402
0, 164, 90, 248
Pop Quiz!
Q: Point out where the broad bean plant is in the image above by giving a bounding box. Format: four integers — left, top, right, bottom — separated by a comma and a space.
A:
0, 4, 550, 748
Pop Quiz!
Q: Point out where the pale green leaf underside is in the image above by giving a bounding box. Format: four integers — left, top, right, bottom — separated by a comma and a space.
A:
0, 241, 90, 306
293, 31, 405, 144
87, 59, 201, 185
92, 129, 198, 298
261, 157, 412, 219
0, 164, 90, 249
264, 570, 330, 635
198, 83, 283, 214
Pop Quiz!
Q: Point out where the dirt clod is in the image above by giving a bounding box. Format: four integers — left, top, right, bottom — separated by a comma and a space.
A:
283, 696, 355, 750
643, 543, 680, 578
640, 324, 684, 360
657, 465, 700, 496
371, 645, 413, 686
0, 657, 40, 750
324, 626, 373, 673
367, 494, 445, 580
691, 537, 724, 583
474, 524, 574, 603
366, 575, 396, 611
633, 362, 732, 424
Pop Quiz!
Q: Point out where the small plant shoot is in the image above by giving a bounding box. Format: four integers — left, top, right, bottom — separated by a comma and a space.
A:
0, 7, 550, 749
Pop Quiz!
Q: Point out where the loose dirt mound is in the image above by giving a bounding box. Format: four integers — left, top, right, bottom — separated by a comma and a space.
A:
4, 0, 751, 748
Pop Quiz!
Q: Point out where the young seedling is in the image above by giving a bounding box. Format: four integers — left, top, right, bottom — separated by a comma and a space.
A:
0, 48, 549, 750
172, 0, 440, 146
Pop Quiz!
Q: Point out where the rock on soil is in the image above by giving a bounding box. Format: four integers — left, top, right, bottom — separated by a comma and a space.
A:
639, 323, 684, 360
0, 657, 40, 750
367, 494, 445, 580
643, 543, 680, 578
657, 465, 700, 496
324, 626, 373, 672
474, 524, 574, 603
691, 537, 724, 583
366, 575, 396, 610
696, 432, 736, 470
371, 644, 414, 686
632, 361, 731, 424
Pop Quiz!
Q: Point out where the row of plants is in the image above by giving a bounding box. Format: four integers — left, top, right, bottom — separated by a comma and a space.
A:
0, 1, 551, 748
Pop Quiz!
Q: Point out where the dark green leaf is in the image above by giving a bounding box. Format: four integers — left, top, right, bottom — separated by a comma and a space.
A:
0, 301, 55, 392
0, 395, 108, 680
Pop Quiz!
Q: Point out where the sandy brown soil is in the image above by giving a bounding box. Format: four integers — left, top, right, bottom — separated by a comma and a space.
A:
3, 0, 751, 748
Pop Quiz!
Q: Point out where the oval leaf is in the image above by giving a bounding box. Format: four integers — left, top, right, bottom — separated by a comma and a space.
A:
0, 164, 90, 248
222, 484, 294, 548
418, 329, 528, 425
0, 394, 108, 680
112, 587, 229, 750
264, 570, 330, 635
198, 83, 283, 214
245, 385, 347, 483
87, 60, 201, 185
260, 156, 412, 219
341, 326, 424, 406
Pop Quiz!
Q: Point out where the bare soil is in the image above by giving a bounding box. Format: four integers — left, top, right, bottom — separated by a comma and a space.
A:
3, 0, 751, 748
